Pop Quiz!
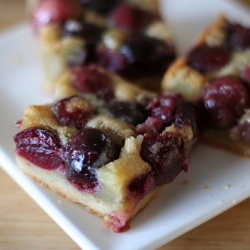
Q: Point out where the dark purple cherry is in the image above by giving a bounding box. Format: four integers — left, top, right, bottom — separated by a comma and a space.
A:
228, 23, 250, 50
128, 173, 155, 197
96, 45, 128, 72
109, 3, 156, 32
146, 92, 183, 126
120, 35, 156, 63
14, 128, 63, 170
65, 128, 120, 190
71, 65, 114, 102
62, 19, 104, 42
105, 101, 147, 125
136, 93, 185, 139
136, 116, 163, 139
97, 34, 175, 79
140, 132, 188, 186
62, 20, 104, 66
174, 101, 203, 138
200, 76, 250, 128
51, 96, 92, 129
188, 44, 231, 73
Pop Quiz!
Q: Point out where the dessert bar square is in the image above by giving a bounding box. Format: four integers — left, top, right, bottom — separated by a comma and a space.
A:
14, 65, 201, 232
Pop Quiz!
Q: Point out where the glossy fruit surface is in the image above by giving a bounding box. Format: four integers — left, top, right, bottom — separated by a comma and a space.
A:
14, 128, 63, 170
188, 44, 231, 73
105, 101, 147, 125
140, 132, 188, 186
32, 0, 82, 32
228, 22, 250, 49
65, 128, 120, 190
200, 76, 249, 128
71, 65, 114, 102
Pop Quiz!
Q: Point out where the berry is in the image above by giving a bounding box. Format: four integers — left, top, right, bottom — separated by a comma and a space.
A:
146, 93, 183, 126
140, 132, 188, 186
71, 65, 114, 102
32, 0, 82, 33
105, 101, 147, 125
109, 3, 156, 32
65, 128, 120, 190
96, 45, 128, 72
63, 20, 104, 67
136, 93, 186, 139
136, 116, 163, 139
120, 35, 160, 63
228, 23, 250, 50
14, 128, 63, 170
128, 173, 155, 197
188, 44, 231, 73
174, 101, 203, 138
200, 76, 250, 128
51, 96, 92, 129
62, 19, 104, 42
97, 34, 175, 79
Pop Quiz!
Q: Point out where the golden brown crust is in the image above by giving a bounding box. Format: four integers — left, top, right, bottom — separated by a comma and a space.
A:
161, 57, 206, 101
194, 13, 227, 46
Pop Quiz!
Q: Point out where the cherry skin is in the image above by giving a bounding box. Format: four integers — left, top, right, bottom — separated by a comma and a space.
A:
200, 76, 250, 128
51, 96, 93, 129
228, 23, 250, 50
188, 44, 231, 73
105, 101, 147, 126
32, 0, 82, 33
71, 65, 114, 102
14, 128, 63, 170
65, 128, 120, 190
140, 132, 188, 187
109, 3, 156, 32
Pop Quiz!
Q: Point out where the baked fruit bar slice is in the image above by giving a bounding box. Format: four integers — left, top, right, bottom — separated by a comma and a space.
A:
162, 14, 250, 156
14, 65, 201, 232
31, 0, 175, 92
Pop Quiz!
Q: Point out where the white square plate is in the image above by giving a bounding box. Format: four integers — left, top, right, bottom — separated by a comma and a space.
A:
1, 0, 250, 249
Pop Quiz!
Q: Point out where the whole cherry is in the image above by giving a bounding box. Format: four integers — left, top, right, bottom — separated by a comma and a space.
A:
32, 0, 82, 33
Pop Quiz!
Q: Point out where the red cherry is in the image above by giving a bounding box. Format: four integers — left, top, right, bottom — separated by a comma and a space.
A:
201, 76, 249, 128
14, 128, 63, 170
32, 0, 82, 33
109, 3, 155, 32
188, 44, 231, 73
71, 65, 114, 102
